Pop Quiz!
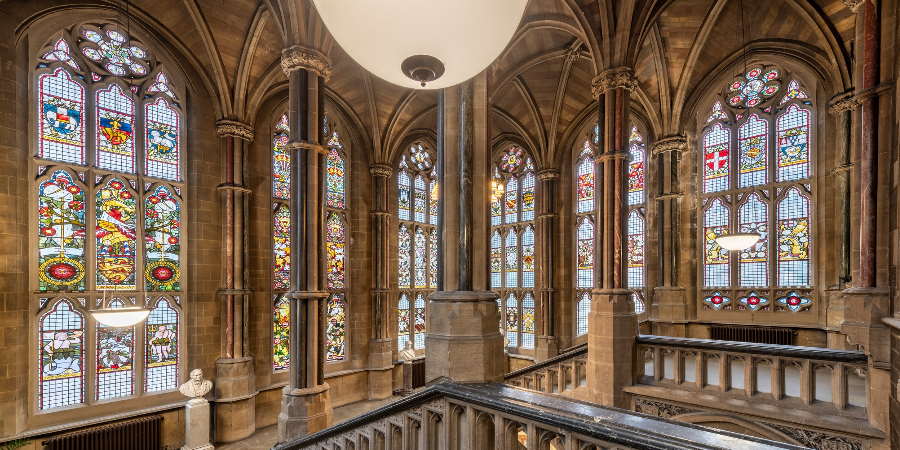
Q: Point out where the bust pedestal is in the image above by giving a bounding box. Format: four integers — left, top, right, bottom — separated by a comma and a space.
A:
182, 398, 214, 450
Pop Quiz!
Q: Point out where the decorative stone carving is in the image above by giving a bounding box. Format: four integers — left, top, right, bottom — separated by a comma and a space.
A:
633, 398, 697, 419
281, 45, 333, 79
180, 368, 213, 398
840, 0, 866, 12
537, 169, 559, 181
215, 119, 255, 142
591, 66, 638, 99
369, 164, 393, 178
651, 135, 688, 155
828, 93, 862, 115
769, 423, 863, 450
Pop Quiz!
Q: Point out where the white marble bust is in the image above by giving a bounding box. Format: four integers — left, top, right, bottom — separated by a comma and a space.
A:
179, 368, 213, 399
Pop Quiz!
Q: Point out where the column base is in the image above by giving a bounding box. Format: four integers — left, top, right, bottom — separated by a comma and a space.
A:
840, 287, 891, 364
535, 335, 559, 361
277, 383, 333, 442
588, 289, 636, 408
368, 339, 395, 400
214, 357, 256, 443
425, 290, 503, 383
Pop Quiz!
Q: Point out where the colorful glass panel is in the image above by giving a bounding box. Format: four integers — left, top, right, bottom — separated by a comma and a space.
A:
780, 80, 809, 105
147, 72, 176, 98
414, 175, 427, 223
326, 294, 346, 361
776, 291, 812, 312
738, 114, 768, 187
739, 292, 769, 311
414, 294, 426, 350
704, 292, 731, 310
398, 170, 411, 221
505, 232, 519, 288
521, 227, 535, 288
576, 218, 594, 289
80, 27, 149, 76
505, 294, 518, 347
145, 98, 180, 181
490, 231, 502, 289
273, 296, 290, 371
491, 174, 504, 226
95, 178, 137, 290
39, 68, 85, 164
521, 294, 535, 349
144, 185, 180, 291
397, 294, 411, 351
707, 101, 728, 123
146, 299, 178, 392
778, 188, 810, 287
626, 210, 645, 288
633, 293, 646, 314
38, 170, 87, 291
703, 123, 730, 193
628, 128, 645, 205
273, 205, 291, 290
703, 199, 729, 287
726, 66, 780, 108
326, 148, 346, 209
272, 114, 291, 200
429, 179, 439, 225
409, 144, 432, 170
43, 38, 80, 70
398, 224, 411, 289
96, 84, 135, 173
325, 213, 346, 290
39, 300, 84, 410
521, 172, 535, 221
429, 228, 438, 289
739, 194, 768, 287
576, 151, 595, 213
499, 146, 526, 173
776, 104, 811, 181
414, 227, 427, 288
96, 299, 134, 400
576, 292, 590, 336
504, 178, 518, 224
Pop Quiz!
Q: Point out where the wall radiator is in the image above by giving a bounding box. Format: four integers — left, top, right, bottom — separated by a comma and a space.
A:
42, 415, 163, 450
710, 325, 796, 346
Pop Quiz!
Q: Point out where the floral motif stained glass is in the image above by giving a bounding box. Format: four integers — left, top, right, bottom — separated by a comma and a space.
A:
39, 68, 86, 165
80, 27, 150, 77
145, 299, 178, 392
95, 84, 136, 173
577, 218, 594, 289
777, 189, 810, 287
626, 210, 645, 288
491, 175, 504, 226
147, 72, 176, 98
776, 104, 811, 182
414, 227, 427, 289
95, 178, 137, 290
273, 297, 290, 371
398, 224, 412, 289
504, 178, 518, 224
145, 98, 180, 181
42, 38, 80, 70
96, 300, 134, 400
397, 294, 411, 351
738, 114, 768, 187
38, 170, 87, 292
325, 214, 346, 290
780, 80, 809, 105
272, 205, 291, 290
39, 300, 84, 410
628, 128, 645, 206
144, 185, 180, 291
739, 194, 768, 287
521, 172, 536, 221
499, 146, 526, 173
326, 148, 346, 209
272, 114, 291, 200
703, 123, 730, 193
326, 295, 346, 361
726, 66, 780, 108
703, 199, 729, 287
410, 144, 432, 171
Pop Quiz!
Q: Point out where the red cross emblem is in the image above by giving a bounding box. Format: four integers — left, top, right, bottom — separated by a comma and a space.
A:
705, 148, 728, 171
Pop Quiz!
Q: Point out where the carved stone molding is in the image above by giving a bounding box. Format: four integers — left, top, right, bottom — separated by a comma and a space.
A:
633, 398, 697, 419
594, 151, 628, 163
285, 141, 328, 154
828, 92, 862, 115
215, 119, 255, 142
769, 423, 863, 450
537, 169, 559, 181
591, 66, 638, 99
369, 164, 393, 178
281, 45, 333, 79
841, 0, 867, 12
651, 135, 688, 155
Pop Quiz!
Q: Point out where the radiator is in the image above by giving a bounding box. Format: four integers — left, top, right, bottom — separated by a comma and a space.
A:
710, 325, 795, 346
43, 415, 163, 450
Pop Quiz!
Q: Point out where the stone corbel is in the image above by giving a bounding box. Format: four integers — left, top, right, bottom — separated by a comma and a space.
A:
594, 151, 628, 163
281, 45, 333, 80
591, 66, 638, 99
651, 135, 688, 156
369, 164, 393, 178
215, 119, 255, 142
827, 91, 861, 115
537, 169, 559, 181
840, 0, 870, 12
286, 141, 328, 155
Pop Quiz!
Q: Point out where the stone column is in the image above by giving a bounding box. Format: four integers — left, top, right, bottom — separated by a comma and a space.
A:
587, 67, 638, 408
426, 74, 504, 383
214, 120, 257, 443
278, 45, 334, 441
650, 136, 690, 335
369, 163, 394, 399
535, 169, 559, 361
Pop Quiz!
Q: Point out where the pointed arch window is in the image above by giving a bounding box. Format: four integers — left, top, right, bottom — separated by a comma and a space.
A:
491, 145, 537, 351
699, 66, 815, 315
324, 120, 349, 361
33, 25, 185, 411
574, 139, 595, 335
271, 113, 292, 371
396, 142, 438, 352
626, 128, 647, 315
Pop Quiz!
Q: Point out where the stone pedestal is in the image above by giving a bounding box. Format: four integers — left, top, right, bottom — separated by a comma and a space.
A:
588, 289, 637, 408
214, 357, 256, 443
183, 398, 214, 450
426, 290, 503, 383
840, 287, 891, 364
368, 338, 394, 399
535, 335, 559, 361
277, 383, 333, 440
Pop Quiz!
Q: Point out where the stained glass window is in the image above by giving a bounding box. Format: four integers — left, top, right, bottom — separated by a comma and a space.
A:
396, 142, 439, 353
625, 128, 648, 314
146, 298, 178, 392
505, 178, 519, 224
38, 170, 87, 292
505, 294, 519, 348
96, 299, 134, 400
699, 69, 815, 313
521, 227, 535, 288
273, 205, 291, 290
144, 185, 181, 291
521, 293, 535, 349
575, 139, 596, 333
39, 300, 84, 410
39, 68, 86, 165
505, 232, 519, 288
326, 295, 346, 361
42, 38, 80, 70
626, 210, 645, 288
273, 296, 290, 371
147, 72, 176, 98
272, 114, 291, 200
325, 213, 346, 290
521, 173, 535, 221
576, 218, 594, 288
628, 128, 645, 205
96, 178, 137, 290
491, 231, 502, 289
145, 98, 180, 181
326, 148, 346, 209
576, 148, 595, 213
80, 27, 150, 77
576, 292, 590, 336
96, 84, 136, 173
491, 171, 504, 226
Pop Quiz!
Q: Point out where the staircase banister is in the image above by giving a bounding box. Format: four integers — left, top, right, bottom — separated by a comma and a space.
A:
505, 342, 588, 379
636, 335, 867, 363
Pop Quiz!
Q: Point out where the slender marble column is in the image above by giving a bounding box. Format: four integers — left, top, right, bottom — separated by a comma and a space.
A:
535, 169, 559, 360
368, 163, 394, 399
587, 67, 638, 408
214, 120, 257, 443
278, 45, 334, 441
857, 0, 879, 288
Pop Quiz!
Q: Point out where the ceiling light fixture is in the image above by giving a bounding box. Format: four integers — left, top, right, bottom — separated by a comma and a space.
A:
91, 291, 150, 327
716, 233, 761, 251
312, 0, 528, 89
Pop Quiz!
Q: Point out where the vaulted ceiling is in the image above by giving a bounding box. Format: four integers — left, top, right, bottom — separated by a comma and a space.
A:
25, 0, 855, 168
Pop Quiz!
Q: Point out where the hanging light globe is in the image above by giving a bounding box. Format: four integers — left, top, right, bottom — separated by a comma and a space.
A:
716, 232, 761, 251
92, 306, 150, 327
312, 0, 528, 89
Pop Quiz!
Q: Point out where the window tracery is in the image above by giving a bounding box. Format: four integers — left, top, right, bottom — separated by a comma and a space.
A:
627, 128, 647, 314
271, 113, 291, 371
574, 139, 595, 336
324, 119, 348, 361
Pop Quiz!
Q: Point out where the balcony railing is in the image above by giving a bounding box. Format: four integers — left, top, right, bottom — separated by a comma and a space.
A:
504, 343, 587, 395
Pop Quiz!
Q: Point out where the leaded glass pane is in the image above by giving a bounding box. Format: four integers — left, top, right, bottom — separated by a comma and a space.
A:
429, 179, 439, 225
145, 98, 180, 181
776, 104, 811, 181
505, 232, 518, 288
325, 148, 346, 209
521, 172, 535, 221
490, 231, 502, 289
505, 294, 519, 347
576, 218, 594, 289
576, 292, 590, 336
414, 227, 427, 288
778, 188, 810, 286
703, 123, 730, 193
273, 296, 290, 371
738, 114, 768, 187
96, 84, 136, 173
576, 152, 595, 213
144, 185, 180, 291
273, 205, 291, 290
40, 300, 84, 409
491, 174, 504, 226
780, 80, 809, 105
146, 299, 178, 392
626, 210, 645, 288
96, 178, 137, 290
325, 213, 346, 290
628, 128, 645, 205
521, 293, 535, 349
428, 228, 438, 289
326, 294, 346, 361
521, 227, 535, 288
38, 170, 87, 292
398, 224, 411, 289
414, 175, 427, 223
414, 294, 426, 350
398, 170, 411, 221
397, 294, 410, 351
272, 114, 290, 200
703, 199, 729, 287
739, 194, 768, 286
96, 300, 134, 400
39, 68, 85, 165
504, 178, 518, 224
42, 39, 80, 70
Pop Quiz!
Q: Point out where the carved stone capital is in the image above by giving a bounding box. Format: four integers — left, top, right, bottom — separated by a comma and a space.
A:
828, 92, 862, 115
369, 164, 393, 178
841, 0, 867, 12
594, 151, 628, 163
537, 169, 559, 181
591, 66, 638, 99
215, 119, 255, 142
285, 141, 328, 154
651, 135, 688, 155
281, 45, 333, 79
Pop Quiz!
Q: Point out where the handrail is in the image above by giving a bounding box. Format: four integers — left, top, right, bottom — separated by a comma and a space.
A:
275, 382, 804, 450
505, 342, 587, 379
636, 335, 867, 363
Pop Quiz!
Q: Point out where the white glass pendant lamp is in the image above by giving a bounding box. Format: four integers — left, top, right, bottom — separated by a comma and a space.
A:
716, 233, 761, 251
312, 0, 528, 89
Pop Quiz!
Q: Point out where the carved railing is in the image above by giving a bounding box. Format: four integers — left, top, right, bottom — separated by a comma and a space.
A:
274, 382, 802, 450
504, 343, 587, 395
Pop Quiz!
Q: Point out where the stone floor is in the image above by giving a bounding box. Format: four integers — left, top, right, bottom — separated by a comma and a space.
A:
218, 396, 399, 450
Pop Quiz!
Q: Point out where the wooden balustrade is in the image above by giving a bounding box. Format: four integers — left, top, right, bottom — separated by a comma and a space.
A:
634, 335, 869, 412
